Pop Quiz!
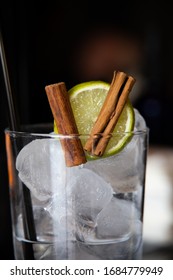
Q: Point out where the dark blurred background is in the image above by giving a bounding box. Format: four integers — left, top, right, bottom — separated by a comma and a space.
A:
0, 0, 173, 259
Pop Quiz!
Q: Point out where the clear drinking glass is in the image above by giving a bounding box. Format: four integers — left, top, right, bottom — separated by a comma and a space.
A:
5, 122, 148, 260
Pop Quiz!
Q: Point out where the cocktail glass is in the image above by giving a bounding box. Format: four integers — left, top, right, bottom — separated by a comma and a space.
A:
5, 109, 148, 260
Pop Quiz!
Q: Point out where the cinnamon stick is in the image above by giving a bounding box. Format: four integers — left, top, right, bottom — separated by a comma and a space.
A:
45, 82, 87, 167
84, 71, 136, 156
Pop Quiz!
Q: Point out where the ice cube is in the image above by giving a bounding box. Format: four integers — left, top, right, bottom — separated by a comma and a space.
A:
134, 108, 147, 131
16, 205, 54, 242
83, 109, 147, 193
44, 166, 113, 245
96, 197, 140, 240
84, 140, 143, 194
76, 196, 140, 243
79, 220, 143, 260
70, 168, 113, 224
33, 206, 54, 242
16, 138, 66, 201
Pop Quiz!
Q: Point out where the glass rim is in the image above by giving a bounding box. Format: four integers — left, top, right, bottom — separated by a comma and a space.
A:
4, 122, 149, 138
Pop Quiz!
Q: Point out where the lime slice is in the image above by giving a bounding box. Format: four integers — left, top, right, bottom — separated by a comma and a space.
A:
54, 81, 135, 158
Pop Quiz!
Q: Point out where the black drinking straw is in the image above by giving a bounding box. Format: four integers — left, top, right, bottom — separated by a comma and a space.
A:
0, 29, 36, 259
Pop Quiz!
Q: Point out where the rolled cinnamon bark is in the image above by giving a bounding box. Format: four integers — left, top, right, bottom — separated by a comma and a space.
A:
45, 82, 87, 167
84, 71, 136, 156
